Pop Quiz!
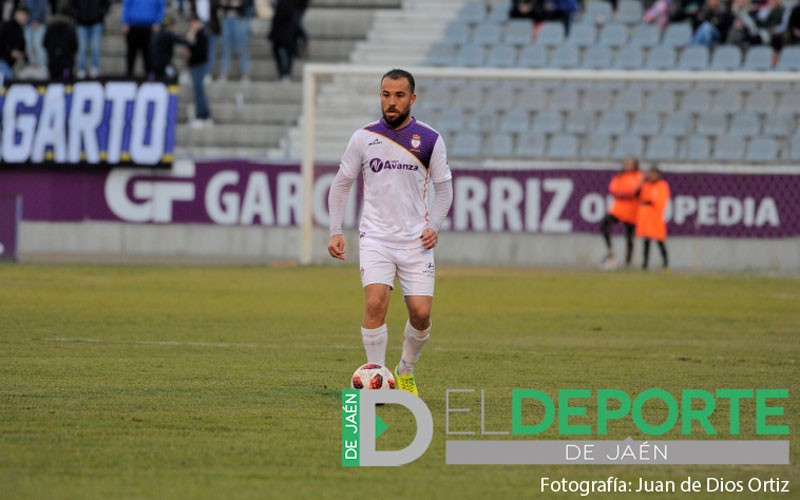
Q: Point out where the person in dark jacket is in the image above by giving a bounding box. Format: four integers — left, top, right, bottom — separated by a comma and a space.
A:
149, 15, 186, 81
121, 0, 165, 76
268, 0, 306, 82
43, 8, 78, 80
70, 0, 110, 78
0, 6, 29, 81
186, 14, 212, 127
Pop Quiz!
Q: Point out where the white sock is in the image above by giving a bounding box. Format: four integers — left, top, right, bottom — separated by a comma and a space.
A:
399, 320, 430, 375
361, 324, 388, 366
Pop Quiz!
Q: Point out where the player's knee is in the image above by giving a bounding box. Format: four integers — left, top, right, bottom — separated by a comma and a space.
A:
364, 296, 388, 320
408, 309, 431, 331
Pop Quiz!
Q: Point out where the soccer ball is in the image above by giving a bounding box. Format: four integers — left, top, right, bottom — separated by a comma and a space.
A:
351, 363, 396, 390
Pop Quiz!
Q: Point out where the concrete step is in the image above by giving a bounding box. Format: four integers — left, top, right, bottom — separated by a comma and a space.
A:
176, 123, 286, 148
177, 101, 300, 125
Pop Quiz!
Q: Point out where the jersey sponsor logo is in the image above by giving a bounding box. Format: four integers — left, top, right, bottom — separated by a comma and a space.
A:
368, 158, 419, 173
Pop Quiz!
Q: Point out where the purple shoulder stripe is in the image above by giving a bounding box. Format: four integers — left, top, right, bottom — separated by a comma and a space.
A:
364, 118, 440, 170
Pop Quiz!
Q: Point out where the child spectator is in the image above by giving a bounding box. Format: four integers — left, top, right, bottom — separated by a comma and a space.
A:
186, 14, 213, 128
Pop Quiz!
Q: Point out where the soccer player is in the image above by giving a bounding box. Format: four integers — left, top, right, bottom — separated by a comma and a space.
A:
327, 69, 453, 397
636, 167, 671, 270
600, 157, 643, 269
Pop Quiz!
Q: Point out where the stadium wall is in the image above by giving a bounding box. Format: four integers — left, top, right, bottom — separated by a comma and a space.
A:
4, 159, 799, 272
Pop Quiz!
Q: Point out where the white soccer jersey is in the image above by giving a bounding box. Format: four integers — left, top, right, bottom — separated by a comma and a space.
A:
338, 117, 452, 249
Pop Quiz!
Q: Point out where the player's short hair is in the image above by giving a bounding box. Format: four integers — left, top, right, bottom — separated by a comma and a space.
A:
381, 69, 415, 94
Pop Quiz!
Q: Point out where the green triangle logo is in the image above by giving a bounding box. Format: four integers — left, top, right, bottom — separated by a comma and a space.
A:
375, 414, 388, 439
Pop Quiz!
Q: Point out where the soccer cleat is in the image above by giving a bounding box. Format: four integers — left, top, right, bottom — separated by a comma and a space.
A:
394, 365, 419, 397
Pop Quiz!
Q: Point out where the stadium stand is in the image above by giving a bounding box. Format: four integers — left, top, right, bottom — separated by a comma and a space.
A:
267, 0, 798, 163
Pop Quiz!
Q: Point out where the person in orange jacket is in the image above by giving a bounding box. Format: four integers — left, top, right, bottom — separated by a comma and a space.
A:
600, 157, 643, 269
636, 166, 671, 270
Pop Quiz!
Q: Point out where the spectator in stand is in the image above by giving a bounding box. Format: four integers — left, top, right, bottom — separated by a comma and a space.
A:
726, 0, 762, 48
771, 0, 800, 63
509, 0, 579, 34
185, 13, 212, 127
600, 157, 643, 270
217, 0, 251, 82
23, 0, 47, 78
191, 0, 220, 82
121, 0, 165, 77
149, 14, 185, 81
0, 6, 29, 81
755, 0, 786, 40
690, 0, 734, 47
268, 0, 306, 82
643, 0, 673, 30
636, 167, 671, 271
669, 0, 703, 24
71, 0, 110, 79
43, 7, 78, 80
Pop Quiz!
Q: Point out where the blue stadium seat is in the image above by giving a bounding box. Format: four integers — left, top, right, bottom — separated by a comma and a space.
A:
504, 19, 534, 45
645, 46, 677, 70
678, 46, 709, 70
630, 24, 660, 49
486, 44, 517, 67
487, 133, 515, 157
584, 1, 614, 24
742, 46, 772, 71
422, 85, 452, 111
683, 136, 711, 161
712, 135, 745, 161
596, 110, 628, 135
711, 89, 743, 113
728, 112, 760, 137
744, 89, 777, 114
549, 87, 581, 111
518, 44, 548, 68
582, 88, 614, 112
763, 111, 795, 137
615, 87, 645, 113
645, 136, 678, 161
466, 107, 499, 133
780, 92, 800, 112
515, 131, 547, 157
487, 1, 511, 22
745, 137, 778, 162
517, 85, 548, 110
453, 85, 484, 111
549, 45, 580, 68
776, 46, 800, 71
697, 112, 728, 136
680, 89, 712, 113
436, 108, 466, 133
427, 43, 456, 66
645, 89, 677, 113
582, 134, 613, 159
564, 110, 595, 134
661, 22, 692, 48
500, 108, 532, 134
662, 111, 692, 137
452, 132, 483, 158
581, 45, 612, 69
531, 110, 564, 134
537, 22, 566, 47
455, 44, 486, 67
612, 134, 644, 160
613, 46, 644, 69
567, 24, 597, 48
616, 0, 644, 24
483, 86, 516, 111
630, 112, 661, 136
790, 135, 800, 161
710, 45, 742, 70
458, 1, 487, 24
546, 133, 580, 159
442, 23, 471, 46
597, 23, 629, 48
472, 22, 503, 46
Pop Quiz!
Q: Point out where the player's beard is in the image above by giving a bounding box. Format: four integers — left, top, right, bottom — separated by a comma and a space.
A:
382, 108, 410, 129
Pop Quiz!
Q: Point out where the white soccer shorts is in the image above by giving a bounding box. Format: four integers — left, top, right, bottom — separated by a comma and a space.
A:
359, 240, 435, 296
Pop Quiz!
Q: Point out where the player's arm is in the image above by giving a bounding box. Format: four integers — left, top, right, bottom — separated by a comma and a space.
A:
421, 135, 454, 250
421, 179, 453, 250
327, 133, 362, 259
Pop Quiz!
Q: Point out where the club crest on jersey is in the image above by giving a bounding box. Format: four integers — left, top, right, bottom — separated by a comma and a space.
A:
410, 134, 421, 149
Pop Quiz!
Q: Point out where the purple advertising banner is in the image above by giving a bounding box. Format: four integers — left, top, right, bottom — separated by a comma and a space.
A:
0, 160, 797, 238
0, 194, 21, 260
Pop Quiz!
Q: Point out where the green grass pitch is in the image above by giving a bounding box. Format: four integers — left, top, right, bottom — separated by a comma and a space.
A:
1, 263, 798, 499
